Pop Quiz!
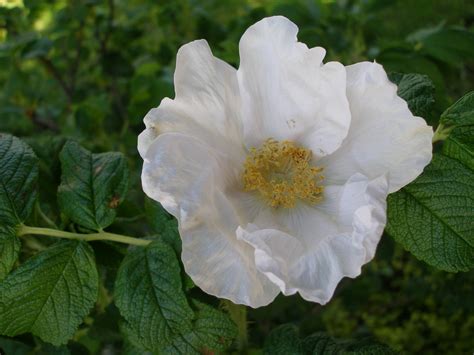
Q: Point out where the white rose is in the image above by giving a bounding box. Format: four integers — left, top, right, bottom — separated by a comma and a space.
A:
138, 16, 433, 308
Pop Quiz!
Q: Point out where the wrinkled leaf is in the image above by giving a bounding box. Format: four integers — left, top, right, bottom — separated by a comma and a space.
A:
58, 141, 129, 230
0, 226, 20, 280
264, 324, 303, 355
0, 241, 99, 345
0, 133, 38, 225
389, 72, 435, 117
160, 300, 237, 354
440, 91, 474, 169
387, 153, 474, 272
115, 240, 194, 351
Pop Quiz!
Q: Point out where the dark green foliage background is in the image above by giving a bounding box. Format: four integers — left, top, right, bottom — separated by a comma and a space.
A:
0, 0, 473, 353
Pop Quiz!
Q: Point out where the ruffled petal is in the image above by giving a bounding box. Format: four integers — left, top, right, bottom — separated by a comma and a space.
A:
181, 191, 280, 308
138, 40, 242, 159
142, 132, 279, 307
237, 16, 350, 156
238, 174, 388, 304
320, 62, 433, 193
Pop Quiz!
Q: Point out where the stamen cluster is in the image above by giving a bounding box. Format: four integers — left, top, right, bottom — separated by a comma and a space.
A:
242, 139, 324, 208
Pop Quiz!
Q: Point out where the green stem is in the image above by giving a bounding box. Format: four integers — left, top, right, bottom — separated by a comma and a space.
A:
35, 202, 58, 229
18, 225, 151, 247
224, 300, 248, 352
432, 123, 453, 143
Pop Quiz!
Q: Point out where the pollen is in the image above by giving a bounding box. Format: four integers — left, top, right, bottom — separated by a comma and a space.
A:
242, 138, 324, 208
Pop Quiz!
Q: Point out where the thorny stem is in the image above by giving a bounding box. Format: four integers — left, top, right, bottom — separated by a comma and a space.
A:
18, 225, 151, 247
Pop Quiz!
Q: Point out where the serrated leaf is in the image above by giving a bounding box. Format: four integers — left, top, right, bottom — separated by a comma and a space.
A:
439, 91, 474, 170
122, 299, 237, 355
0, 226, 20, 280
302, 333, 340, 354
263, 324, 303, 355
58, 141, 129, 230
0, 240, 99, 345
387, 153, 474, 272
388, 72, 435, 117
440, 91, 474, 127
160, 300, 237, 354
115, 240, 194, 351
0, 133, 38, 225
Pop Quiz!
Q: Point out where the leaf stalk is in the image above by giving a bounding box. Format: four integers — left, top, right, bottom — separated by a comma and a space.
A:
17, 225, 151, 247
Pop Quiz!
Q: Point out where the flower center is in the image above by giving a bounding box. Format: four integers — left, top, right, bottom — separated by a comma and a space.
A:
242, 138, 324, 208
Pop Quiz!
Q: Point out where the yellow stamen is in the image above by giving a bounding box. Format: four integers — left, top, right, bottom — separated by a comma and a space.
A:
242, 138, 324, 208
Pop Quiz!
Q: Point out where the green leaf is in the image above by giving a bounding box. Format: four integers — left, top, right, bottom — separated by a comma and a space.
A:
303, 333, 396, 354
302, 333, 340, 354
160, 300, 237, 354
144, 197, 182, 254
387, 153, 474, 272
58, 141, 129, 230
439, 91, 474, 170
0, 226, 20, 280
0, 337, 32, 355
121, 322, 156, 354
36, 342, 71, 355
409, 27, 474, 66
115, 240, 194, 351
122, 299, 237, 355
0, 240, 99, 346
264, 324, 303, 355
388, 72, 435, 117
440, 91, 474, 127
0, 133, 38, 225
389, 91, 474, 271
0, 134, 37, 278
144, 197, 172, 234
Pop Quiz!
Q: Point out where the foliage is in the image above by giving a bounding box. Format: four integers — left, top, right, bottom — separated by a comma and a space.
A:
0, 0, 473, 354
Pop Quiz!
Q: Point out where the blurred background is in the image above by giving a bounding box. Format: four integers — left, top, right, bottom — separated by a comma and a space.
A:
0, 0, 473, 353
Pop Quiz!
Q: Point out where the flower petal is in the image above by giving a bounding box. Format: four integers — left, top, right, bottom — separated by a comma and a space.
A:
142, 132, 223, 221
138, 39, 242, 159
142, 132, 279, 307
181, 191, 280, 308
320, 62, 433, 193
237, 16, 350, 156
238, 174, 388, 304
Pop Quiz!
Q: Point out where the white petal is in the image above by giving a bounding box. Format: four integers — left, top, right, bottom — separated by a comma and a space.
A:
237, 16, 350, 156
181, 191, 280, 308
238, 174, 388, 304
142, 132, 279, 307
138, 40, 242, 158
321, 62, 433, 193
142, 132, 222, 221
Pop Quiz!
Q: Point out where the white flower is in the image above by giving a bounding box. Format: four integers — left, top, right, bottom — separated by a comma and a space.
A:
138, 16, 433, 308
